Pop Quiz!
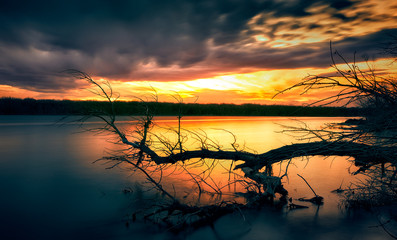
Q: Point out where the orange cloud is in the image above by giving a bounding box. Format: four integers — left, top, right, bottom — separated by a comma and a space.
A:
2, 58, 395, 106
247, 0, 397, 48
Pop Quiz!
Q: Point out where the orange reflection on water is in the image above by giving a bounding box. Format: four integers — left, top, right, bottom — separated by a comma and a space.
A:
107, 116, 361, 204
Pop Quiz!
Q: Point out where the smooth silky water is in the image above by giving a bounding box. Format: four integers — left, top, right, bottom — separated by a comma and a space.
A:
0, 116, 392, 239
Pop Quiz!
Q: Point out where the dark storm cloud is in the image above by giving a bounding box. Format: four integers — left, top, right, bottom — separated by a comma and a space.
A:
126, 27, 397, 83
0, 0, 393, 92
331, 28, 397, 61
1, 0, 269, 90
330, 0, 354, 10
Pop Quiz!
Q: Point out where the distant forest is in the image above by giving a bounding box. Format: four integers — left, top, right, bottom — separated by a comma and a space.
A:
0, 97, 361, 116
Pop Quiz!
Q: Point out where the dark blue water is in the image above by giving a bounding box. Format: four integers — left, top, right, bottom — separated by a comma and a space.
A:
0, 116, 144, 239
0, 116, 394, 240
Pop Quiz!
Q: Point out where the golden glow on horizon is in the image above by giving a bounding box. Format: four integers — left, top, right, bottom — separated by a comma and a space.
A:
113, 58, 397, 105
2, 58, 396, 105
121, 69, 294, 102
188, 77, 245, 91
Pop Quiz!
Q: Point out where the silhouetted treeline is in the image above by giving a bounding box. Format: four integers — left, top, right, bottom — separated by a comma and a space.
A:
0, 97, 361, 116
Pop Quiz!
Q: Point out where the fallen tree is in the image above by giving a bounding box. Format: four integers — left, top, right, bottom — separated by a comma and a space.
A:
65, 42, 397, 233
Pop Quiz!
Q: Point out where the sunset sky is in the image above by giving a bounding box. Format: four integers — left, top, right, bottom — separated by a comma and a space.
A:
1, 0, 397, 105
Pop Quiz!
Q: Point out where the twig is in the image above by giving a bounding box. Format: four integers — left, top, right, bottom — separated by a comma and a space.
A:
297, 174, 318, 197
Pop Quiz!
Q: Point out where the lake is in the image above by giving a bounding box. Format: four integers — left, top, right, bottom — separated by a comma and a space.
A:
0, 116, 392, 239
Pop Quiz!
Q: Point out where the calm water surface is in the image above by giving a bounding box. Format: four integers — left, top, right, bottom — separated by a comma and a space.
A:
0, 116, 392, 239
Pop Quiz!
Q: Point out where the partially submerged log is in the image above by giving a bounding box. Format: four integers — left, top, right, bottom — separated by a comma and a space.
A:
234, 141, 396, 172
121, 138, 396, 173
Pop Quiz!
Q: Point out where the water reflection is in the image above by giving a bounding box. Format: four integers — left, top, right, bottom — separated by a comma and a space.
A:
116, 116, 360, 204
0, 116, 392, 239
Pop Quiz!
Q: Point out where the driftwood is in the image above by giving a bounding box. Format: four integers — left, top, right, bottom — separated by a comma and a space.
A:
296, 174, 324, 205
235, 141, 395, 171
120, 138, 395, 173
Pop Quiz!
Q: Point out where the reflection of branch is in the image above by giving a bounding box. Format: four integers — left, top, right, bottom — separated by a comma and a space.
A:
106, 156, 177, 202
375, 213, 397, 239
297, 174, 318, 197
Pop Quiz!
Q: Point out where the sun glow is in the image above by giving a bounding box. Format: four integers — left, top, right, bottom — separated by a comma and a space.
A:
1, 58, 395, 106
114, 68, 317, 104
113, 58, 397, 105
186, 77, 245, 91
